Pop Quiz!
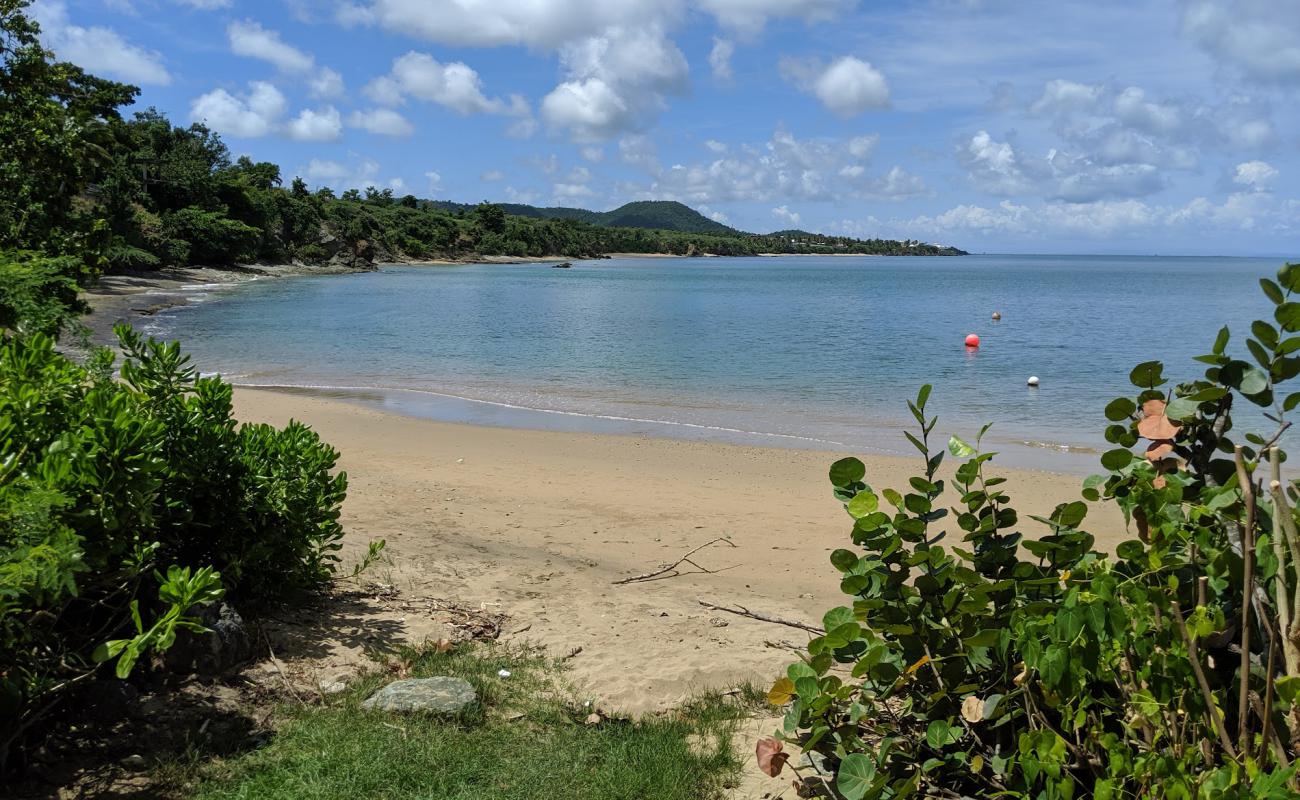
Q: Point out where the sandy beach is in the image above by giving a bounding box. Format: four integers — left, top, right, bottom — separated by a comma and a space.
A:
232, 387, 1129, 716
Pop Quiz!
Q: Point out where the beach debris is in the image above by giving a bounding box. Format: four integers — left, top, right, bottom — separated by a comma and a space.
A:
561, 646, 583, 661
1137, 412, 1180, 440
1027, 376, 1040, 387
709, 617, 730, 628
361, 676, 477, 714
697, 599, 823, 635
612, 536, 737, 584
497, 669, 512, 678
584, 712, 603, 725
965, 333, 981, 347
992, 311, 1002, 320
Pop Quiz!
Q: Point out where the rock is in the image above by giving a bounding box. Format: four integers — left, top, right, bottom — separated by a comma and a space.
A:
320, 680, 348, 695
122, 754, 147, 771
164, 603, 252, 675
709, 617, 729, 628
361, 677, 477, 714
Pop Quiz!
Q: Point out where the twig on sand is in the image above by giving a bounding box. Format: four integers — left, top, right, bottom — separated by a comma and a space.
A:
613, 537, 737, 585
262, 632, 307, 706
697, 599, 823, 635
561, 646, 583, 661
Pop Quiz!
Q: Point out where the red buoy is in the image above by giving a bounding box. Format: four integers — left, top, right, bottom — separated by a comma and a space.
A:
965, 333, 981, 347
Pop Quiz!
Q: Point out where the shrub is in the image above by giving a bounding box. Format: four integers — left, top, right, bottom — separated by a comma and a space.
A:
0, 250, 89, 335
769, 264, 1300, 798
1, 326, 350, 764
162, 206, 261, 265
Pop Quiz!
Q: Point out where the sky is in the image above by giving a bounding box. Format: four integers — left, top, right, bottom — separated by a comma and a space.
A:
30, 0, 1300, 255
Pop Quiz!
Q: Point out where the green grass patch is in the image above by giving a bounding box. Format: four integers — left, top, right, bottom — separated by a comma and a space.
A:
185, 644, 749, 800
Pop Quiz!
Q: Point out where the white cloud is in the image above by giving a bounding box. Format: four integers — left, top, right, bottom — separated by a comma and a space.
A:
771, 205, 801, 226
848, 134, 879, 160
541, 24, 688, 140
618, 134, 661, 174
1182, 0, 1300, 84
1233, 160, 1278, 189
284, 106, 343, 141
309, 67, 346, 99
704, 139, 728, 154
700, 0, 854, 35
228, 19, 314, 72
782, 56, 890, 117
370, 52, 530, 118
172, 0, 230, 8
553, 182, 594, 199
581, 145, 605, 162
425, 171, 442, 194
190, 81, 287, 138
348, 108, 415, 137
634, 127, 921, 205
301, 157, 403, 193
481, 170, 505, 181
960, 129, 1167, 203
33, 0, 171, 85
709, 37, 735, 81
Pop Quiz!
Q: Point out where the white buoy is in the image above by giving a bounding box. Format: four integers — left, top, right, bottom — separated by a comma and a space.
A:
1027, 376, 1040, 387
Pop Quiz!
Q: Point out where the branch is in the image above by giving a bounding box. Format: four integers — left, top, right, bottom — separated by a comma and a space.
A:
1235, 445, 1257, 754
613, 537, 737, 585
1169, 599, 1238, 760
696, 599, 822, 635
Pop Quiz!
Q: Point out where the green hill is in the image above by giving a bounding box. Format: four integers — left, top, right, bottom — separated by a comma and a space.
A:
430, 200, 735, 235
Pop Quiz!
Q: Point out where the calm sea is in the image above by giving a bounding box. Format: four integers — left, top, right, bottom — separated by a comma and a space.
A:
143, 254, 1291, 473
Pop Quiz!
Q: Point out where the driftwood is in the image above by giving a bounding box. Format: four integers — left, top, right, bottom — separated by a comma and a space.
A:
613, 537, 737, 584
697, 599, 823, 635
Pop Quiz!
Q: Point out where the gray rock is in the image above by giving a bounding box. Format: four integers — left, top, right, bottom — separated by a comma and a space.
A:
361, 677, 477, 714
164, 603, 252, 675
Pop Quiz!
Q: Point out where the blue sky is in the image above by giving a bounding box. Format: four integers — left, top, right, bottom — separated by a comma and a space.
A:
31, 0, 1300, 255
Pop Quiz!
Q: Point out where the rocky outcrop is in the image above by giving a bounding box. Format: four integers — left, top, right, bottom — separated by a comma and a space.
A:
361, 677, 478, 714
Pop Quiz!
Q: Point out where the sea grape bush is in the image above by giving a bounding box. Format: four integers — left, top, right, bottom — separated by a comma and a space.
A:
767, 263, 1300, 798
0, 325, 351, 764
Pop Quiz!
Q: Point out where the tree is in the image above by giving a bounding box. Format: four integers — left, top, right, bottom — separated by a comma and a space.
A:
473, 201, 507, 235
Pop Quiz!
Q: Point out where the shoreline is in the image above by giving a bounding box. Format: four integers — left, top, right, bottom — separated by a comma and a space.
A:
230, 386, 1130, 717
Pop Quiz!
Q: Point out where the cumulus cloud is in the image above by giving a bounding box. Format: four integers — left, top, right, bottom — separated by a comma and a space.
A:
700, 0, 855, 35
348, 108, 415, 137
959, 129, 1167, 203
781, 56, 890, 117
541, 24, 688, 140
1233, 160, 1278, 190
367, 52, 530, 119
228, 20, 346, 101
300, 156, 404, 193
709, 37, 735, 81
631, 127, 918, 205
190, 81, 287, 138
284, 106, 343, 141
481, 169, 505, 181
848, 134, 879, 160
1182, 0, 1300, 84
33, 0, 170, 84
228, 19, 313, 72
771, 205, 801, 226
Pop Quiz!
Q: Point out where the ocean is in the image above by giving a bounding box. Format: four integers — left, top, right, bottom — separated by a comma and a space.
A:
142, 254, 1289, 473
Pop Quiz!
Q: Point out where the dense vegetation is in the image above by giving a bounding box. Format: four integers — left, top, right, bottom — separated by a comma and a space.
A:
0, 0, 358, 769
765, 265, 1300, 797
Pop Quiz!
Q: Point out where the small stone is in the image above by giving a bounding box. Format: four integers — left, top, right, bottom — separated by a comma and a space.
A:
584, 713, 602, 726
320, 680, 348, 695
709, 617, 729, 628
122, 754, 147, 771
361, 676, 477, 714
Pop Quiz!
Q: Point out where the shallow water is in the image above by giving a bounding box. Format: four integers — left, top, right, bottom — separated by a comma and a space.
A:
144, 254, 1289, 473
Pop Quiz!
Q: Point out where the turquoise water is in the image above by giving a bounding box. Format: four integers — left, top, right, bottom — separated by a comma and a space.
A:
145, 254, 1289, 472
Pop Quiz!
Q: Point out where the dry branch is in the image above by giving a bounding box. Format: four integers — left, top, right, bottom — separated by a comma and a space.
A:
613, 537, 737, 584
697, 599, 823, 634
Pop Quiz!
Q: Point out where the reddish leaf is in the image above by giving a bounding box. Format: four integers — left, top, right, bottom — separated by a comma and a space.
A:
756, 737, 789, 777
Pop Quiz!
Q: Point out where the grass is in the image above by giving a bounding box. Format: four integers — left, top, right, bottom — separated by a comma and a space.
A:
180, 643, 754, 800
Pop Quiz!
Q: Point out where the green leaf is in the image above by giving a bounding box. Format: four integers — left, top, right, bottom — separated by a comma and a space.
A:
1128, 361, 1166, 388
916, 384, 932, 410
1101, 448, 1134, 471
830, 549, 858, 572
1103, 397, 1136, 421
823, 606, 855, 631
1286, 392, 1300, 412
1212, 326, 1230, 355
836, 753, 877, 800
925, 720, 961, 749
1280, 263, 1300, 293
1165, 395, 1202, 421
847, 491, 879, 518
948, 436, 976, 458
1261, 278, 1285, 304
1278, 302, 1300, 333
829, 457, 866, 487
1221, 360, 1270, 395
